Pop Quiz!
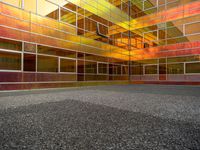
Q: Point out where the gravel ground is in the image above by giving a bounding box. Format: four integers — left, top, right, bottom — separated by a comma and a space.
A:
0, 84, 200, 150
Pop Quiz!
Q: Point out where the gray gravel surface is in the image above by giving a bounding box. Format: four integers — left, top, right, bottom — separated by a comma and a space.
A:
0, 84, 200, 150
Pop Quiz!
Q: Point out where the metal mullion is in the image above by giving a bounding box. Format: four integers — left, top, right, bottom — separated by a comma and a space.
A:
58, 57, 60, 73
36, 0, 38, 14
97, 62, 99, 74
21, 0, 24, 9
36, 44, 38, 73
21, 42, 24, 72
75, 51, 78, 79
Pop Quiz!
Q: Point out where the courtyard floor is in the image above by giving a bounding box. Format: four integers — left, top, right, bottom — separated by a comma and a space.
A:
0, 84, 200, 150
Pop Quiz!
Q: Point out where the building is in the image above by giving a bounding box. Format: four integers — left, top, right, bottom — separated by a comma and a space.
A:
0, 0, 199, 90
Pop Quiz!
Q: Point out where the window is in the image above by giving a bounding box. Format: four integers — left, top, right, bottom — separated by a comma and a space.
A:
85, 54, 98, 61
24, 43, 36, 53
60, 59, 76, 73
167, 56, 200, 63
185, 22, 200, 35
96, 23, 108, 38
38, 45, 76, 58
85, 61, 97, 74
0, 51, 21, 70
60, 7, 76, 26
145, 65, 158, 74
131, 66, 143, 75
37, 55, 58, 72
167, 63, 184, 74
77, 15, 84, 29
85, 18, 97, 32
159, 58, 166, 63
144, 42, 150, 48
159, 64, 166, 74
77, 60, 84, 73
112, 65, 121, 75
139, 59, 157, 65
77, 53, 84, 59
167, 26, 184, 38
143, 0, 157, 10
186, 62, 200, 73
23, 54, 36, 72
158, 29, 166, 40
0, 38, 22, 51
144, 30, 157, 42
98, 63, 108, 74
122, 66, 129, 75
63, 2, 77, 12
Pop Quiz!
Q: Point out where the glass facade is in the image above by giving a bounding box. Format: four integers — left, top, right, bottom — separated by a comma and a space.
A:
0, 0, 199, 90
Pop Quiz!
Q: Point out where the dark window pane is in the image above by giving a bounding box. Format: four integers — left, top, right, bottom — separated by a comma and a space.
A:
24, 54, 36, 71
186, 62, 200, 73
97, 23, 108, 36
77, 74, 84, 81
131, 66, 143, 75
112, 65, 121, 75
159, 64, 166, 74
77, 60, 84, 73
85, 61, 97, 74
77, 53, 84, 59
109, 64, 113, 74
122, 66, 128, 74
98, 63, 108, 74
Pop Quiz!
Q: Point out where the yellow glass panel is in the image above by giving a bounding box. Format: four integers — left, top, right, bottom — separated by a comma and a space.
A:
185, 22, 200, 35
60, 58, 76, 72
37, 55, 58, 72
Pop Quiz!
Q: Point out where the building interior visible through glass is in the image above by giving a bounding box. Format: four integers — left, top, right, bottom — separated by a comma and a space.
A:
0, 0, 199, 90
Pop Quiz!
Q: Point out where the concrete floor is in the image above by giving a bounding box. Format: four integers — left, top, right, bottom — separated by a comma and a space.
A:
0, 84, 200, 150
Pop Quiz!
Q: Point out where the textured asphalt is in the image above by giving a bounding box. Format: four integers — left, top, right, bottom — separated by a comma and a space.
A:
0, 84, 200, 150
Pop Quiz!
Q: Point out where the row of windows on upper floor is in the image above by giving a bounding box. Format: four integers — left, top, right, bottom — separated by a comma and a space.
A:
0, 50, 129, 75
131, 62, 200, 75
0, 38, 129, 65
0, 49, 199, 75
129, 14, 200, 49
131, 55, 200, 74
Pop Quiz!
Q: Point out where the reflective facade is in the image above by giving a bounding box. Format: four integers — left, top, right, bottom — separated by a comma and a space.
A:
0, 0, 199, 90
